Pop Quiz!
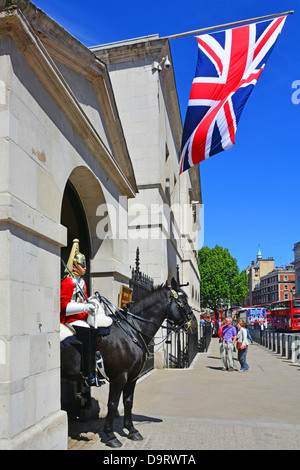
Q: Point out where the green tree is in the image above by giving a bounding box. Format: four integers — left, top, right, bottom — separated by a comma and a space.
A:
198, 245, 248, 316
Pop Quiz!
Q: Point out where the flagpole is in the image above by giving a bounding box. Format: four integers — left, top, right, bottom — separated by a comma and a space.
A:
162, 10, 294, 40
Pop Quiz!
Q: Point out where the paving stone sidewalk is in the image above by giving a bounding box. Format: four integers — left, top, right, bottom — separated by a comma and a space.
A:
67, 337, 300, 450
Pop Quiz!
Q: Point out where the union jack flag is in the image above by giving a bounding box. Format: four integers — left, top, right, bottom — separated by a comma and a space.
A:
180, 16, 287, 174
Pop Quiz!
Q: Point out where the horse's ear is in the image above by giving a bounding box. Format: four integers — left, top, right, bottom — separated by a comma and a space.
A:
171, 277, 178, 291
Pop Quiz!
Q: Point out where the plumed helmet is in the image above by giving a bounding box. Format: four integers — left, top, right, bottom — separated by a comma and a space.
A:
66, 238, 86, 277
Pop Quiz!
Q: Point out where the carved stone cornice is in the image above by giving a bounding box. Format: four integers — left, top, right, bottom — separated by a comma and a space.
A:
0, 1, 137, 197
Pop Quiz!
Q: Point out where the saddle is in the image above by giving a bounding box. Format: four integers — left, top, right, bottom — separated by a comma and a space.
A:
60, 323, 110, 384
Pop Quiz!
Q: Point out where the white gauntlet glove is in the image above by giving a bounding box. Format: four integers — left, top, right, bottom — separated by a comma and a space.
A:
65, 302, 96, 316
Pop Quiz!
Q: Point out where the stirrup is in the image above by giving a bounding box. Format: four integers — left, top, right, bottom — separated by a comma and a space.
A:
84, 373, 97, 387
94, 351, 108, 383
94, 370, 104, 387
84, 372, 104, 388
95, 350, 104, 371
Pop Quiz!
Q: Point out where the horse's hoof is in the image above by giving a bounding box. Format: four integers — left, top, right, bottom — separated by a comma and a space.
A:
128, 431, 143, 441
106, 438, 122, 448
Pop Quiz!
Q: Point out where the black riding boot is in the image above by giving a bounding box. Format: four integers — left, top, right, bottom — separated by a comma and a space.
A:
73, 326, 100, 387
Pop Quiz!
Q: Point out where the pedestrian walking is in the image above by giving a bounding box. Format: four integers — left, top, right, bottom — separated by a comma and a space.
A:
220, 317, 237, 371
236, 320, 250, 372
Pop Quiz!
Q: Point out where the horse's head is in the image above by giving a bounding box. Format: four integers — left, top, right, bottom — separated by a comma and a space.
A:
166, 278, 194, 332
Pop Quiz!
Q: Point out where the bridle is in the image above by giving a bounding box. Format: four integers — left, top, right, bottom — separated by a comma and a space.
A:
94, 288, 193, 357
168, 288, 193, 332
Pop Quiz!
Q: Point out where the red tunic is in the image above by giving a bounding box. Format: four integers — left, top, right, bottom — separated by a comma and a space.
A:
60, 276, 88, 324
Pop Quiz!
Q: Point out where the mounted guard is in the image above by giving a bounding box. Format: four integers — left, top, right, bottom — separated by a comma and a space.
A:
60, 238, 112, 386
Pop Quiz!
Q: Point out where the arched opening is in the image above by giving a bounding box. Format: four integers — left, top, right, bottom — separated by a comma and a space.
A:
60, 179, 92, 418
60, 180, 91, 292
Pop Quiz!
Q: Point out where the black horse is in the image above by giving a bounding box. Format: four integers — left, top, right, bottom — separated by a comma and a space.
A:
60, 277, 193, 448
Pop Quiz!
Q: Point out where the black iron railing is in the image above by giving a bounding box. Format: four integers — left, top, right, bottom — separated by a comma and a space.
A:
129, 248, 154, 376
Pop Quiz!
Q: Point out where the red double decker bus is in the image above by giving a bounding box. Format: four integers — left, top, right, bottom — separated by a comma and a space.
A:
270, 299, 300, 331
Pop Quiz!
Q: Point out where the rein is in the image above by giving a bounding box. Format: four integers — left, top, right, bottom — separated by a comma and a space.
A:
94, 290, 190, 358
95, 293, 155, 358
95, 292, 156, 326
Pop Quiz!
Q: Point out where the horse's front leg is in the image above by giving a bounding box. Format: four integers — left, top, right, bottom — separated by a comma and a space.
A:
123, 379, 143, 441
104, 375, 126, 448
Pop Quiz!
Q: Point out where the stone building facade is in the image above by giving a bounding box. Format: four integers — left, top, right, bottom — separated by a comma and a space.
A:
91, 35, 201, 317
0, 1, 201, 449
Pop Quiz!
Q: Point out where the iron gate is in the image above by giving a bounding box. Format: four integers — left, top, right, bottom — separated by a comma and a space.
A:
198, 321, 212, 352
129, 251, 199, 371
166, 265, 199, 368
167, 313, 199, 368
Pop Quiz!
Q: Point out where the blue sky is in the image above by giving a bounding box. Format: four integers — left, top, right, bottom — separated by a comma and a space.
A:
34, 0, 299, 271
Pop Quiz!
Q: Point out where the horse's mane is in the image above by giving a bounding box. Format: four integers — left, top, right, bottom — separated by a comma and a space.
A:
126, 283, 188, 316
126, 284, 168, 314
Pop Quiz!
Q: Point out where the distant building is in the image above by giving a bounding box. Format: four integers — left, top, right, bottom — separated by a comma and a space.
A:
252, 265, 295, 305
244, 249, 275, 305
244, 249, 295, 306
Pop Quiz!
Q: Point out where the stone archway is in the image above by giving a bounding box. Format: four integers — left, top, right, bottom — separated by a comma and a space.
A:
61, 180, 91, 291
61, 165, 130, 305
64, 166, 108, 259
59, 166, 107, 419
59, 166, 127, 420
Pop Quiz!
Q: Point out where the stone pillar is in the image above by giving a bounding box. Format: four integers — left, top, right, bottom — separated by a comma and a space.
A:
0, 151, 68, 449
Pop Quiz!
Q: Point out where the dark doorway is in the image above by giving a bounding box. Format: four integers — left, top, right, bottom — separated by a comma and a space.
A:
60, 181, 91, 292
